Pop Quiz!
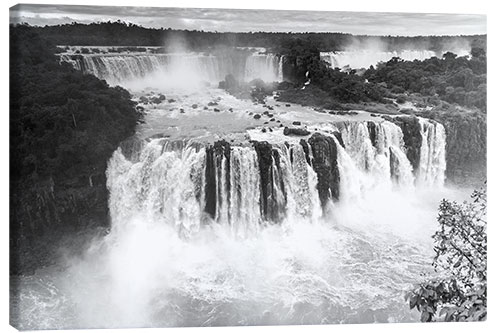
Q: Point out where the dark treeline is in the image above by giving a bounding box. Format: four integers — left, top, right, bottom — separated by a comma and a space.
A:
364, 50, 487, 111
10, 25, 141, 273
24, 21, 485, 53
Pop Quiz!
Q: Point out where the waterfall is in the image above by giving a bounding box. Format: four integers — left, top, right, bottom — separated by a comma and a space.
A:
106, 118, 445, 234
244, 54, 283, 82
106, 139, 207, 235
337, 121, 415, 196
417, 119, 447, 187
320, 49, 470, 69
61, 51, 284, 85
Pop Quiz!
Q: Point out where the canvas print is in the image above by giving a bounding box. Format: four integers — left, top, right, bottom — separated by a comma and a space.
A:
9, 4, 487, 330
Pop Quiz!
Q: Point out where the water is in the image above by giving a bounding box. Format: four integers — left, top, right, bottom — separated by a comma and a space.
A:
60, 50, 283, 85
11, 49, 469, 330
320, 49, 470, 70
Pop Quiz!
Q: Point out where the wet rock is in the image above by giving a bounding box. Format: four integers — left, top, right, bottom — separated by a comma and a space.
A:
285, 104, 291, 107
292, 121, 301, 126
204, 140, 231, 218
180, 108, 185, 113
253, 114, 261, 119
261, 128, 267, 133
253, 141, 286, 223
388, 116, 422, 172
307, 133, 340, 206
333, 132, 345, 148
214, 108, 221, 112
366, 121, 377, 147
151, 96, 163, 104
136, 105, 145, 112
192, 104, 198, 109
204, 106, 209, 110
270, 118, 275, 122
158, 94, 166, 101
283, 127, 310, 136
208, 101, 218, 106
264, 122, 269, 124
168, 98, 176, 103
139, 96, 149, 104
299, 139, 311, 165
267, 113, 273, 117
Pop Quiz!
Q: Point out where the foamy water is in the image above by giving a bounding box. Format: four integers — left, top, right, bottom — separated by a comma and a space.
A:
11, 49, 472, 330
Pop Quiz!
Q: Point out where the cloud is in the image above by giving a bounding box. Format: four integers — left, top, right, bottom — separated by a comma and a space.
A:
9, 4, 486, 36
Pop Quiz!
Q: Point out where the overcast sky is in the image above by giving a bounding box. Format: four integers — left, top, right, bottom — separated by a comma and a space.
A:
9, 4, 486, 36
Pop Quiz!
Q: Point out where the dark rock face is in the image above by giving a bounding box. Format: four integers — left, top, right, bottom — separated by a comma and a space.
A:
253, 141, 287, 223
204, 140, 231, 219
423, 110, 486, 187
299, 139, 311, 165
333, 131, 345, 148
307, 133, 340, 207
389, 147, 400, 182
283, 127, 311, 136
390, 116, 422, 173
366, 121, 377, 148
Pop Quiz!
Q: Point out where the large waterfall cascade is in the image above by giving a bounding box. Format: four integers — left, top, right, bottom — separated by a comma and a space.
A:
59, 48, 284, 84
12, 45, 459, 330
107, 118, 447, 235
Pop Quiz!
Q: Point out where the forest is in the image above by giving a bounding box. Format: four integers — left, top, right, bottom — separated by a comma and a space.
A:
10, 24, 141, 273
28, 21, 484, 53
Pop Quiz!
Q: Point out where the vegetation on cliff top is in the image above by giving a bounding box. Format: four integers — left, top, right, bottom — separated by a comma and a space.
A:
25, 20, 483, 52
364, 50, 486, 111
10, 25, 141, 273
407, 187, 486, 322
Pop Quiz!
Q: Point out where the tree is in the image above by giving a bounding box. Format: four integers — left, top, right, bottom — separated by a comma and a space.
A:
406, 188, 487, 322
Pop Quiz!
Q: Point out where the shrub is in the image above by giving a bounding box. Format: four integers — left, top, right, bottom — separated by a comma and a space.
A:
406, 188, 487, 322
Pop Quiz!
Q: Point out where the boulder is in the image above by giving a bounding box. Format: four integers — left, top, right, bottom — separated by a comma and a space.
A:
283, 127, 310, 136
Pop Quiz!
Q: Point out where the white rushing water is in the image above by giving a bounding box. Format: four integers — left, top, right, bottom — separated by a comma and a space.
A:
320, 49, 470, 69
60, 51, 284, 85
12, 49, 466, 330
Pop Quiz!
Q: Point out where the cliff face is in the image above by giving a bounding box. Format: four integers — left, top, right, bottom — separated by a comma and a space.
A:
389, 116, 423, 172
423, 110, 487, 186
307, 133, 340, 207
204, 140, 231, 219
253, 141, 287, 223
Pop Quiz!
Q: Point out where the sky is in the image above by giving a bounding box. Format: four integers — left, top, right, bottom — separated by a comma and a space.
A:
9, 4, 486, 36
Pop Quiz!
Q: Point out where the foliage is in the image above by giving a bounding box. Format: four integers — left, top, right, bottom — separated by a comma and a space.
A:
364, 51, 487, 111
406, 188, 487, 322
10, 25, 141, 273
19, 21, 484, 55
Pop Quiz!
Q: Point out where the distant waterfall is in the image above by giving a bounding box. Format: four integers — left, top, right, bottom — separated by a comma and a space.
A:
244, 54, 283, 82
60, 51, 284, 85
107, 118, 446, 232
320, 49, 470, 69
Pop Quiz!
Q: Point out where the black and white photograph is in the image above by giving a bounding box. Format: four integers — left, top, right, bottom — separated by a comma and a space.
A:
8, 1, 488, 330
